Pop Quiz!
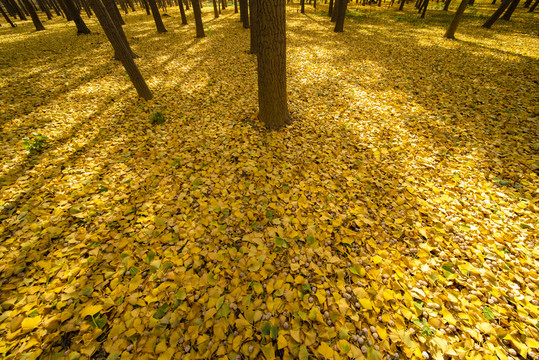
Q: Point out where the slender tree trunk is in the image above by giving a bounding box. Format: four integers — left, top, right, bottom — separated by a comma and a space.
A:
334, 0, 346, 31
239, 0, 248, 27
21, 0, 45, 29
212, 0, 218, 17
258, 0, 289, 129
36, 0, 53, 19
482, 0, 511, 27
58, 0, 73, 19
444, 0, 469, 38
184, 0, 189, 10
331, 0, 338, 21
127, 0, 135, 11
118, 0, 128, 13
300, 0, 304, 12
178, 0, 187, 23
443, 0, 451, 10
47, 0, 62, 16
528, 0, 538, 11
398, 0, 405, 10
222, 0, 226, 9
234, 0, 237, 12
89, 0, 152, 100
249, 0, 259, 53
80, 0, 92, 17
500, 0, 519, 19
142, 0, 150, 14
523, 0, 531, 6
492, 0, 496, 3
191, 0, 205, 37
420, 0, 428, 17
328, 0, 333, 15
0, 3, 16, 26
147, 0, 167, 31
63, 0, 91, 33
17, 0, 28, 16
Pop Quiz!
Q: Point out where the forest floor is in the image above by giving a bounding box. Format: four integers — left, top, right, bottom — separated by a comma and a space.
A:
0, 2, 538, 360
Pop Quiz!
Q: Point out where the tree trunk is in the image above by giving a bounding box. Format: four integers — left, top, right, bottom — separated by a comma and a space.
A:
21, 0, 45, 30
178, 0, 187, 23
63, 0, 91, 33
528, 0, 538, 11
36, 0, 53, 19
58, 0, 73, 19
234, 0, 237, 12
331, 0, 338, 20
103, 0, 125, 25
141, 0, 150, 14
334, 0, 346, 31
191, 0, 205, 37
88, 0, 152, 100
444, 0, 469, 38
398, 0, 405, 10
443, 0, 451, 10
147, 0, 167, 32
328, 0, 333, 15
258, 0, 288, 129
212, 0, 218, 17
500, 0, 519, 19
80, 0, 92, 17
249, 0, 259, 53
239, 0, 248, 27
102, 0, 137, 58
0, 3, 16, 26
482, 0, 511, 27
420, 0, 428, 17
300, 0, 304, 12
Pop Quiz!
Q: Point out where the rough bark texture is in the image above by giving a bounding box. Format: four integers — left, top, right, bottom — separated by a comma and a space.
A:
249, 0, 259, 53
257, 0, 289, 129
334, 0, 347, 31
482, 0, 511, 27
444, 0, 469, 39
178, 0, 187, 23
147, 0, 167, 32
64, 0, 91, 33
0, 3, 16, 26
191, 0, 205, 37
21, 0, 45, 30
500, 0, 520, 19
88, 0, 152, 100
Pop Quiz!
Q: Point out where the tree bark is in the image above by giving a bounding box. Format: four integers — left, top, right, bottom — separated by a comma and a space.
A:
300, 0, 304, 12
234, 0, 237, 12
239, 0, 249, 27
36, 0, 53, 19
398, 0, 405, 10
500, 0, 519, 19
443, 0, 451, 10
334, 0, 346, 31
64, 0, 91, 33
21, 0, 45, 30
89, 0, 152, 100
482, 0, 511, 27
212, 0, 218, 17
257, 0, 289, 129
147, 0, 167, 32
178, 0, 187, 23
249, 0, 259, 53
191, 0, 205, 37
444, 0, 469, 38
0, 3, 16, 26
528, 0, 538, 11
141, 0, 150, 14
328, 0, 333, 15
420, 0, 428, 17
103, 0, 125, 25
331, 0, 338, 21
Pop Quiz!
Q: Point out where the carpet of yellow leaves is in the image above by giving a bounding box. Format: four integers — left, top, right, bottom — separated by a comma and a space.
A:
0, 3, 538, 360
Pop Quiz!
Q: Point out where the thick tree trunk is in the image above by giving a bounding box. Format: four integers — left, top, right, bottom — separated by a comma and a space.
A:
191, 0, 205, 37
0, 3, 16, 26
257, 0, 289, 129
334, 0, 346, 31
500, 0, 519, 19
103, 0, 125, 25
482, 0, 511, 27
328, 0, 333, 15
443, 0, 451, 10
64, 0, 91, 33
420, 0, 428, 17
147, 0, 167, 32
249, 0, 258, 53
178, 0, 187, 23
528, 0, 538, 11
212, 0, 218, 17
21, 0, 45, 30
88, 0, 152, 100
300, 0, 304, 12
444, 0, 469, 38
239, 0, 248, 27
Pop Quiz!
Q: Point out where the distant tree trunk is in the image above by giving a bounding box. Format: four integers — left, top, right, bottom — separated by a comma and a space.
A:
398, 0, 405, 10
127, 0, 135, 11
300, 0, 304, 12
80, 0, 92, 17
212, 0, 218, 17
88, 0, 152, 100
0, 4, 16, 26
184, 0, 189, 10
249, 0, 259, 53
444, 0, 469, 38
334, 0, 347, 31
443, 0, 451, 10
258, 0, 288, 129
482, 0, 511, 27
239, 0, 248, 27
142, 0, 150, 13
500, 0, 519, 19
178, 0, 187, 23
11, 0, 27, 19
36, 0, 53, 19
491, 0, 496, 3
58, 0, 73, 19
528, 0, 538, 11
328, 0, 333, 15
523, 0, 531, 6
17, 0, 29, 16
331, 0, 338, 20
147, 0, 167, 32
313, 0, 316, 8
234, 0, 237, 12
420, 0, 428, 17
191, 0, 205, 37
21, 0, 45, 30
64, 0, 91, 33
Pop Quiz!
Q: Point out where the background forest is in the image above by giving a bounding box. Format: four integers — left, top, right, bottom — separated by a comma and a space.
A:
0, 0, 538, 359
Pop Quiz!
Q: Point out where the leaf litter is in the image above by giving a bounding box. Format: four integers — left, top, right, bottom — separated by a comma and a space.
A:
0, 3, 538, 360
